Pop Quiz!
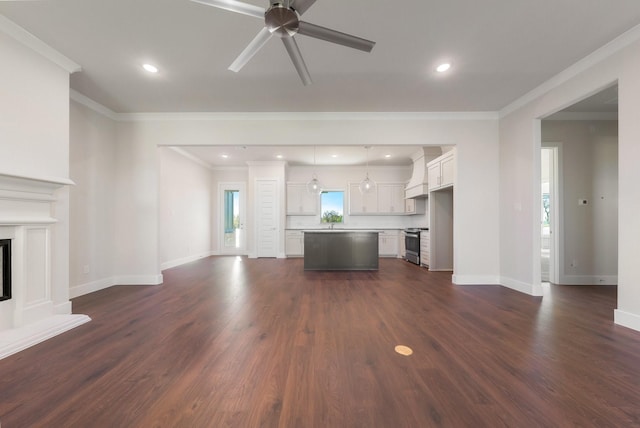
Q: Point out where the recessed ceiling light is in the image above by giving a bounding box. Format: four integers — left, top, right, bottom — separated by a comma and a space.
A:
142, 63, 158, 73
221, 154, 229, 159
331, 154, 338, 158
384, 154, 392, 158
436, 63, 451, 73
276, 154, 283, 159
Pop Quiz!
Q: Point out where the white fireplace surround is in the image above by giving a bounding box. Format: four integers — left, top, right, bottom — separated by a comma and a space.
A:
0, 172, 90, 359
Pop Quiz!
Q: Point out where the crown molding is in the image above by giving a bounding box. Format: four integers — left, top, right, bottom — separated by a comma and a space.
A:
544, 111, 618, 121
67, 92, 500, 122
500, 22, 640, 118
70, 90, 119, 121
166, 147, 214, 170
0, 15, 81, 73
117, 111, 499, 122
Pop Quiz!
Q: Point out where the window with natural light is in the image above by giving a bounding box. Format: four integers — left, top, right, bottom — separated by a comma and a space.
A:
320, 191, 344, 224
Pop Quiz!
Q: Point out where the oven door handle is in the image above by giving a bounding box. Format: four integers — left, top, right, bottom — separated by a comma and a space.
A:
405, 232, 419, 238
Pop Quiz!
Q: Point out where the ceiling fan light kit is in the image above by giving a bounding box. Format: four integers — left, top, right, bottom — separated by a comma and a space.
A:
192, 0, 376, 85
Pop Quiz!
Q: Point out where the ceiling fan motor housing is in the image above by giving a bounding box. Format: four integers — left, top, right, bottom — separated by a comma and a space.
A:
265, 3, 299, 37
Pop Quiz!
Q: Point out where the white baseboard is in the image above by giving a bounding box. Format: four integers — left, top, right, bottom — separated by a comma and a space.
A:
160, 251, 213, 271
500, 276, 543, 296
614, 309, 640, 332
70, 277, 117, 299
114, 274, 163, 286
453, 275, 500, 285
70, 273, 164, 299
558, 275, 618, 285
0, 314, 91, 360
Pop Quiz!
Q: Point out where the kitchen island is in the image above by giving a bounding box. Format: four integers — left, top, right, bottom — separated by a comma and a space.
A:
303, 230, 379, 271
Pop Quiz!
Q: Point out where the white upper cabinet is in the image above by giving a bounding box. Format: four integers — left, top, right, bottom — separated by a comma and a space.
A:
349, 182, 423, 215
349, 183, 378, 214
427, 150, 456, 191
377, 184, 405, 214
286, 183, 318, 215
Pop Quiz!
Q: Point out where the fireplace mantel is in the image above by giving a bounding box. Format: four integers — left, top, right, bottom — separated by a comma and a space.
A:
0, 171, 90, 359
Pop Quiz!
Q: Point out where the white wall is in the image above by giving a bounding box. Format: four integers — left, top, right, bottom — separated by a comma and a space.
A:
69, 100, 118, 297
499, 32, 640, 330
113, 122, 162, 284
542, 120, 618, 284
159, 148, 212, 270
0, 31, 71, 179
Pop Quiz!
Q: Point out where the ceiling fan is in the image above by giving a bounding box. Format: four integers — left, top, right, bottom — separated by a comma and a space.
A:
191, 0, 376, 85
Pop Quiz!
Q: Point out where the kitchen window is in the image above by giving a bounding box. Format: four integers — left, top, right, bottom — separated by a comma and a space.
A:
320, 191, 344, 224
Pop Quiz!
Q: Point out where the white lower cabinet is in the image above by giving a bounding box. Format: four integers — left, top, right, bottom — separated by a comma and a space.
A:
420, 231, 430, 268
285, 231, 304, 256
378, 230, 399, 257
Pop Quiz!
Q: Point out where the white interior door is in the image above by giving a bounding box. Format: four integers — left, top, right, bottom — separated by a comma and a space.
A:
256, 179, 278, 258
219, 182, 246, 255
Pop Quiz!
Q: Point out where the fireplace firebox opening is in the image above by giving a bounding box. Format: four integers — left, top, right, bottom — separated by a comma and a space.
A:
0, 239, 11, 301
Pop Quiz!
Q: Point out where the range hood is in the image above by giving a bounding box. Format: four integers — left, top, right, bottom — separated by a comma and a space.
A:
405, 147, 442, 198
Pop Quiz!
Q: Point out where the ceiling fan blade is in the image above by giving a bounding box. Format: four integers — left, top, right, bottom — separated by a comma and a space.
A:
298, 21, 375, 52
190, 0, 265, 19
281, 37, 312, 86
229, 27, 273, 72
291, 0, 317, 15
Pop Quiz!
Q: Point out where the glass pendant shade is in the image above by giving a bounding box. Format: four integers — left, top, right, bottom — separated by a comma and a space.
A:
307, 175, 322, 194
359, 146, 376, 194
307, 146, 322, 194
359, 173, 376, 194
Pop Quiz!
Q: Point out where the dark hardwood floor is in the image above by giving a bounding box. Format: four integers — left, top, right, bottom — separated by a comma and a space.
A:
1, 257, 640, 427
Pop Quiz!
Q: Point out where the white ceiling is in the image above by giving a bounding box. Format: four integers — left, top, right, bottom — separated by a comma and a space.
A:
1, 0, 640, 114
177, 145, 423, 167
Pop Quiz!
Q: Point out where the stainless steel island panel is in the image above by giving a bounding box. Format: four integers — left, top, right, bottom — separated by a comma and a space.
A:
303, 231, 379, 271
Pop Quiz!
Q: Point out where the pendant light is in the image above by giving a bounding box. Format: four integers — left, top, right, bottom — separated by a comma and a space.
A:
359, 146, 376, 194
307, 146, 323, 194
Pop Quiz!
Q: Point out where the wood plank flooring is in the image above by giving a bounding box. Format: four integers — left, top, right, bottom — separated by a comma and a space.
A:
1, 256, 640, 427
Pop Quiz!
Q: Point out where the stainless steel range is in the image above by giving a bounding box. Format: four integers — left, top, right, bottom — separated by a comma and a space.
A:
404, 228, 428, 265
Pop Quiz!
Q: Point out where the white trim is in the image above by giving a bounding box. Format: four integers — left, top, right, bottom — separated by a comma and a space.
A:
160, 251, 213, 271
0, 314, 91, 360
614, 310, 640, 332
70, 89, 119, 121
452, 275, 500, 285
545, 112, 618, 121
167, 147, 214, 171
500, 23, 640, 118
118, 111, 499, 122
558, 275, 618, 285
500, 276, 544, 296
69, 277, 117, 299
0, 15, 81, 74
113, 274, 163, 285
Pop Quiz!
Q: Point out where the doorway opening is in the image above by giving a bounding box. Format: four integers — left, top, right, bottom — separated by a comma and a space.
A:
541, 147, 559, 284
539, 83, 618, 287
220, 182, 246, 254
